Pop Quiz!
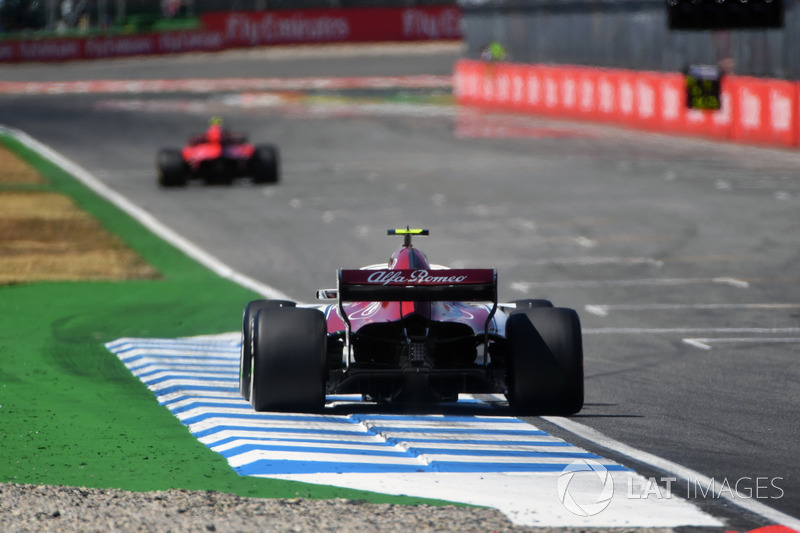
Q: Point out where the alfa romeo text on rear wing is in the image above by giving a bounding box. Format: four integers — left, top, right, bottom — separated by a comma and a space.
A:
336, 268, 499, 364
337, 268, 497, 303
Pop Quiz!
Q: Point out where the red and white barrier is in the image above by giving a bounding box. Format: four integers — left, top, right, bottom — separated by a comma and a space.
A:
454, 59, 798, 149
200, 7, 461, 47
0, 7, 461, 64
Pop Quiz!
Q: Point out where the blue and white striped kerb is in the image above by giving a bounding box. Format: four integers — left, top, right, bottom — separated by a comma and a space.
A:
105, 334, 627, 477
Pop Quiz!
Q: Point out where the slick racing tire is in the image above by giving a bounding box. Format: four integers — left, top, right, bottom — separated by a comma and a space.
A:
239, 299, 296, 401
510, 299, 554, 312
251, 144, 280, 184
156, 149, 187, 187
505, 307, 584, 416
250, 307, 327, 413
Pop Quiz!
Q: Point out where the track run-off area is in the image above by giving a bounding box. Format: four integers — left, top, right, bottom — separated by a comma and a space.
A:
104, 332, 717, 528
1, 44, 798, 530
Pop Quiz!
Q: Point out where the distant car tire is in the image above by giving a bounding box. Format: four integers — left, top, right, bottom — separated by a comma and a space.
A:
239, 299, 296, 401
157, 149, 187, 187
505, 307, 584, 416
251, 144, 279, 184
250, 307, 326, 412
511, 299, 554, 312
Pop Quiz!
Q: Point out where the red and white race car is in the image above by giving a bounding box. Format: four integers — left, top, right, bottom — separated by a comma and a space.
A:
157, 120, 279, 187
239, 228, 584, 415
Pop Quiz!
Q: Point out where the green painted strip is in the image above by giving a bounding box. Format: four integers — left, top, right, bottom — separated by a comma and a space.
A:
0, 132, 458, 505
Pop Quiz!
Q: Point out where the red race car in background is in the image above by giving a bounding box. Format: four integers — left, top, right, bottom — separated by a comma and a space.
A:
157, 119, 279, 187
239, 228, 584, 415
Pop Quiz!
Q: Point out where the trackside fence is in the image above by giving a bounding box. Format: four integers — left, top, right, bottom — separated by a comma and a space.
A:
0, 6, 461, 63
454, 59, 799, 149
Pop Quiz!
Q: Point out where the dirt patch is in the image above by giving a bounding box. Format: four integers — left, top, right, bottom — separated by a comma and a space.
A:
0, 146, 44, 184
0, 482, 544, 533
0, 148, 159, 284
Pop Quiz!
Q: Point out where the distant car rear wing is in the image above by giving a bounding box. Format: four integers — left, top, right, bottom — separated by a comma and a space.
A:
336, 268, 497, 303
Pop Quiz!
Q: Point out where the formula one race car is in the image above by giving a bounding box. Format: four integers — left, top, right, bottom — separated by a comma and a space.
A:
239, 229, 584, 415
157, 119, 279, 187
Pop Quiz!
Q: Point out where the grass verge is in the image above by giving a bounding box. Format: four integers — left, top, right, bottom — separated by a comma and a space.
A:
0, 132, 455, 505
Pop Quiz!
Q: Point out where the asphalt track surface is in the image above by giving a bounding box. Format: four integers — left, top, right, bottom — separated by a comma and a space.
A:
2, 43, 798, 528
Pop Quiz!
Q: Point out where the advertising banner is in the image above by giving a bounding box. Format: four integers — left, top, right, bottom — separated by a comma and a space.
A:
634, 74, 660, 131
199, 7, 461, 47
0, 7, 461, 63
2, 31, 225, 62
730, 77, 796, 147
656, 74, 687, 133
615, 71, 638, 127
454, 60, 799, 150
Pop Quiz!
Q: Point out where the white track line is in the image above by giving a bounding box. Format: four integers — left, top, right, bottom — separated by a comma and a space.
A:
4, 125, 794, 528
683, 337, 800, 350
529, 257, 664, 267
584, 327, 800, 335
0, 75, 452, 95
543, 417, 800, 531
585, 303, 800, 317
682, 339, 714, 350
512, 277, 749, 291
0, 125, 289, 301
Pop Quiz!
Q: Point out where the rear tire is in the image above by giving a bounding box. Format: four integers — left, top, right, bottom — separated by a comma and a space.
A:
251, 144, 279, 184
157, 149, 187, 187
239, 299, 296, 401
250, 307, 326, 412
505, 307, 583, 415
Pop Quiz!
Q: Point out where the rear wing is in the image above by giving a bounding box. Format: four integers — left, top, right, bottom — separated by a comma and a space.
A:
337, 268, 497, 303
335, 268, 498, 367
